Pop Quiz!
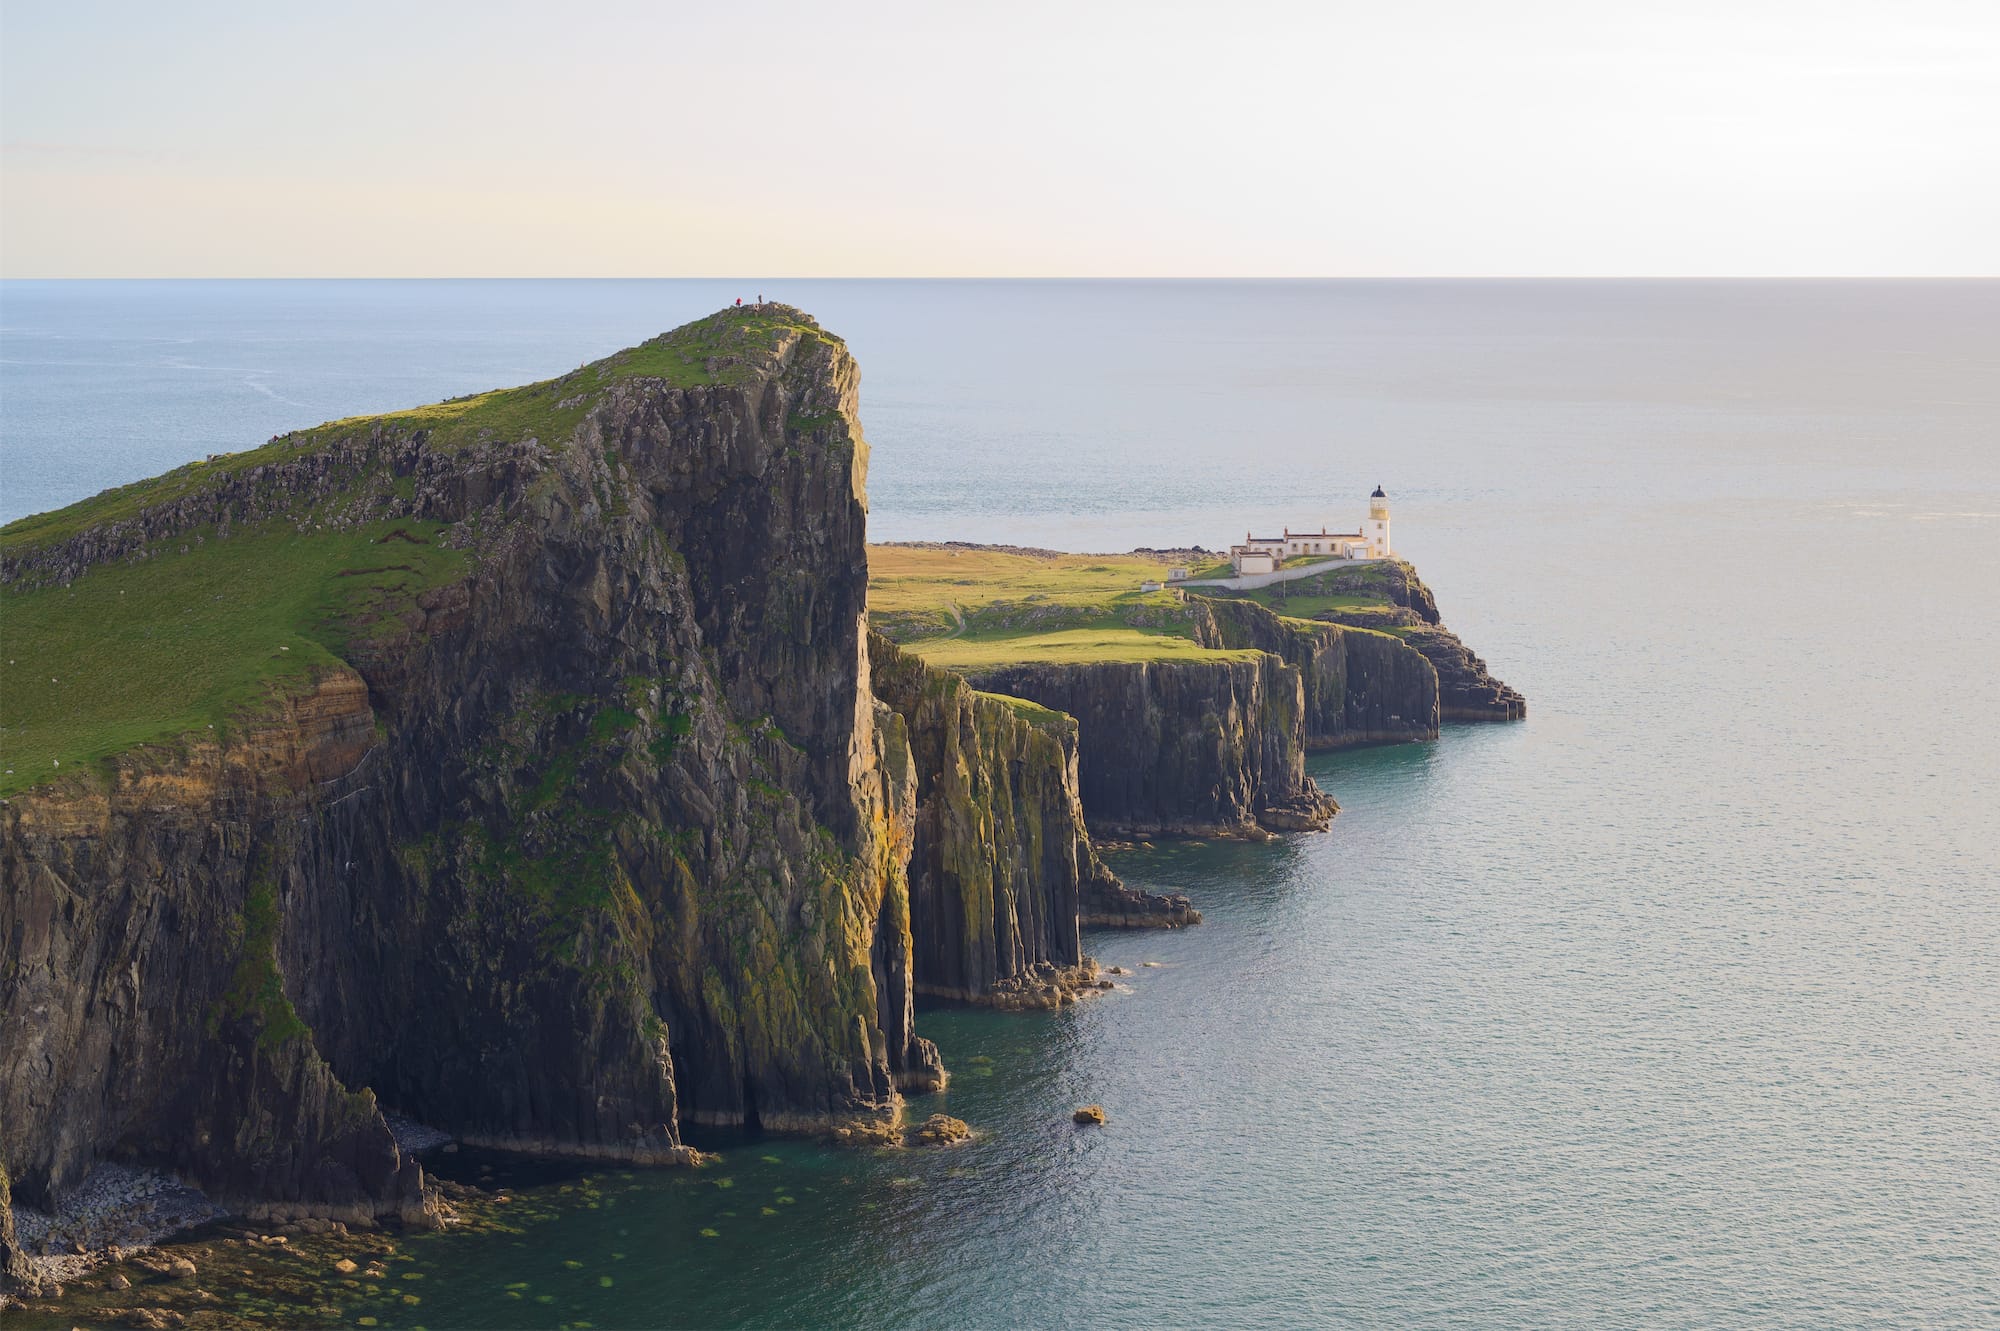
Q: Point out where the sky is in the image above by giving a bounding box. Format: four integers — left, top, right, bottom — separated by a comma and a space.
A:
2, 0, 1996, 277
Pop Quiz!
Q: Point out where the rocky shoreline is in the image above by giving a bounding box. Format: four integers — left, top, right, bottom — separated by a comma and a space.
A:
6, 1164, 226, 1294
0, 1115, 477, 1307
2, 1111, 995, 1326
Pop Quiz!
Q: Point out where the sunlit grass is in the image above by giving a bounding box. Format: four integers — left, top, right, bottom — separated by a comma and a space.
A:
0, 520, 464, 796
906, 627, 1259, 670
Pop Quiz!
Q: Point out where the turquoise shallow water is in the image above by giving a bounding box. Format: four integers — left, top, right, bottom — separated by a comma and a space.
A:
3, 281, 1996, 1327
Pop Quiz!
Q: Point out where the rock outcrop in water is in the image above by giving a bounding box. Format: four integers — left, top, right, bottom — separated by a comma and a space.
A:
1, 308, 969, 1293
870, 635, 1196, 1007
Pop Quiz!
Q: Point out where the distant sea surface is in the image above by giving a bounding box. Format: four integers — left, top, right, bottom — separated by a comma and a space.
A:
3, 280, 1997, 1329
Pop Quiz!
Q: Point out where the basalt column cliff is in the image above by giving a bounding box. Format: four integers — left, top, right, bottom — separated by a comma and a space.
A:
0, 308, 999, 1286
869, 635, 1197, 1009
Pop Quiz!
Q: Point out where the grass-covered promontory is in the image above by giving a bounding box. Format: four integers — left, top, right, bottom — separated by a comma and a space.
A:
867, 544, 1262, 669
0, 307, 850, 798
866, 543, 1410, 669
0, 522, 464, 796
0, 306, 838, 559
1199, 559, 1425, 633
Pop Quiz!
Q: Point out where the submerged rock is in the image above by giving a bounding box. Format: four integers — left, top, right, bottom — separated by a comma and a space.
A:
828, 1117, 904, 1150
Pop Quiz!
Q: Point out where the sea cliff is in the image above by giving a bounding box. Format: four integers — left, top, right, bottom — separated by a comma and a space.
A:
952, 594, 1444, 838
1188, 596, 1441, 748
1240, 561, 1526, 721
2, 308, 954, 1293
870, 635, 1196, 1008
962, 650, 1338, 838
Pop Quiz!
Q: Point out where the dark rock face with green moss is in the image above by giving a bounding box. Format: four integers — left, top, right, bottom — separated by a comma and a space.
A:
947, 595, 1450, 838
1189, 597, 1440, 748
869, 635, 1195, 1007
960, 650, 1339, 838
0, 308, 962, 1293
1235, 561, 1526, 722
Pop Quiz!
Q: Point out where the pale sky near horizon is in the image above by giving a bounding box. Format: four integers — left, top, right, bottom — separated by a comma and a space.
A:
2, 0, 1996, 278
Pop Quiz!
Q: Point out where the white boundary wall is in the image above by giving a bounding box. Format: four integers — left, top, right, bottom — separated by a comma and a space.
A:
1178, 556, 1381, 593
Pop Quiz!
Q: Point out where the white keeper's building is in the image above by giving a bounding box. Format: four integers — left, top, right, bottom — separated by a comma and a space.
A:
1230, 487, 1393, 575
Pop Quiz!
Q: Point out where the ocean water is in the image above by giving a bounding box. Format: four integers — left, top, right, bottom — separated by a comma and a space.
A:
2, 280, 1997, 1328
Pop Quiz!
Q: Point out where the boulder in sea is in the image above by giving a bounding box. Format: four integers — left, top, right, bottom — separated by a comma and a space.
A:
911, 1114, 973, 1147
1072, 1105, 1107, 1126
828, 1116, 903, 1149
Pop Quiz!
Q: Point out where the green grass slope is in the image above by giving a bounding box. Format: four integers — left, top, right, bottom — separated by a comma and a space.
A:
0, 521, 464, 797
0, 306, 842, 798
915, 626, 1260, 670
866, 544, 1260, 671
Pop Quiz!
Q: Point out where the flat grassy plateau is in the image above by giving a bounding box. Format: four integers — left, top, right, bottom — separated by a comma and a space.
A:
867, 544, 1411, 670
870, 545, 1252, 670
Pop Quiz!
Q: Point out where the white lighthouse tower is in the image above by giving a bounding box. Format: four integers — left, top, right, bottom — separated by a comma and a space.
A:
1366, 485, 1392, 557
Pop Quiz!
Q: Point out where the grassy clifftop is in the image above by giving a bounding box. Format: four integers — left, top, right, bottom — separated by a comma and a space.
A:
866, 543, 1391, 669
0, 522, 464, 796
1198, 558, 1418, 625
0, 306, 837, 560
0, 306, 836, 798
867, 544, 1251, 667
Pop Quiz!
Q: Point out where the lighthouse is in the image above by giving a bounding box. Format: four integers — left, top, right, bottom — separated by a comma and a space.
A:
1367, 485, 1391, 557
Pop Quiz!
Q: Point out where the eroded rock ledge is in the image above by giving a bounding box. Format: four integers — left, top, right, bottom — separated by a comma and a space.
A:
1253, 561, 1527, 721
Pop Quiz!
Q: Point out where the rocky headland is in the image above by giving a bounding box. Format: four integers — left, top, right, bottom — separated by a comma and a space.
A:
869, 547, 1519, 841
1242, 561, 1527, 721
0, 307, 1155, 1303
0, 306, 1520, 1312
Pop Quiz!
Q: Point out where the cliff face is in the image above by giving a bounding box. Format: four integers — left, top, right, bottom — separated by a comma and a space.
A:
937, 594, 1443, 839
1256, 560, 1525, 721
2, 675, 427, 1230
1392, 627, 1528, 721
961, 653, 1337, 838
868, 636, 1195, 1009
0, 309, 943, 1279
1189, 597, 1440, 748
